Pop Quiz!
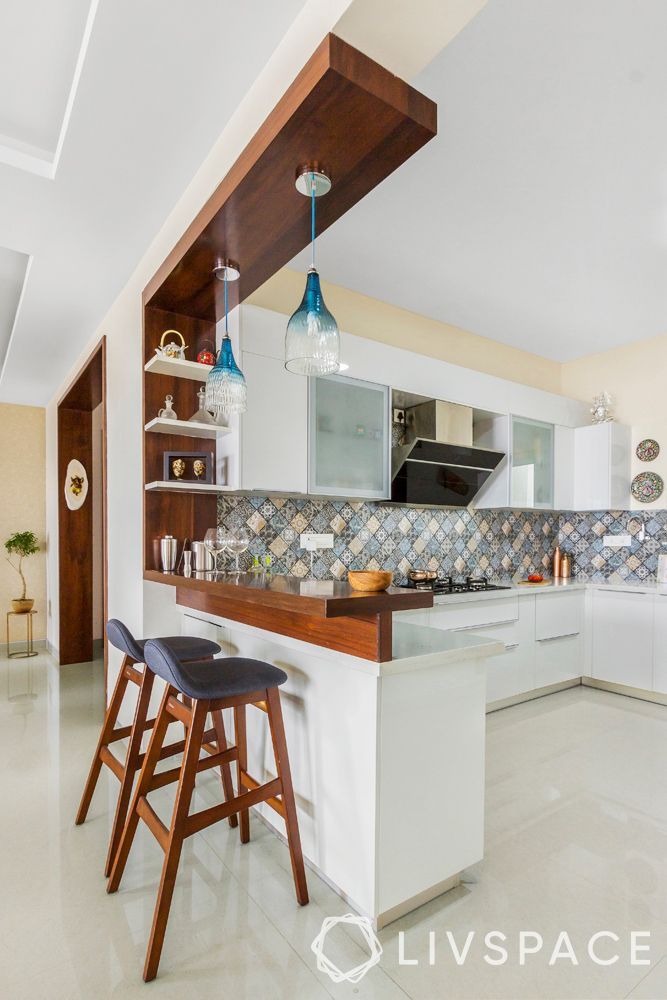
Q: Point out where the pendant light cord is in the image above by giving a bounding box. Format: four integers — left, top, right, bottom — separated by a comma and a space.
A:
311, 172, 316, 270
224, 267, 229, 336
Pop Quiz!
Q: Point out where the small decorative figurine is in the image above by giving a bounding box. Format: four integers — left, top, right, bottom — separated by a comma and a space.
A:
171, 458, 186, 479
590, 391, 613, 424
158, 394, 177, 420
155, 329, 187, 360
197, 342, 216, 366
193, 459, 206, 479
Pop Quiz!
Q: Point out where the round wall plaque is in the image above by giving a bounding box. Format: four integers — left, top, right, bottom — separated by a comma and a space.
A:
631, 471, 664, 504
64, 459, 89, 510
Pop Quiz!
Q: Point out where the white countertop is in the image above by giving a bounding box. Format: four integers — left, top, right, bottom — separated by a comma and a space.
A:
429, 578, 667, 605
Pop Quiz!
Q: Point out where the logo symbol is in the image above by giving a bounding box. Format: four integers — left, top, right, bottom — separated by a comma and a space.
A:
311, 913, 383, 984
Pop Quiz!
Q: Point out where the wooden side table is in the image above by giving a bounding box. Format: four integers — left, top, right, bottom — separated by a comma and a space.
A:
6, 610, 38, 658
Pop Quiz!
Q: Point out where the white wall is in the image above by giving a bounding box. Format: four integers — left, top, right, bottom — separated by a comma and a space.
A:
44, 1, 356, 682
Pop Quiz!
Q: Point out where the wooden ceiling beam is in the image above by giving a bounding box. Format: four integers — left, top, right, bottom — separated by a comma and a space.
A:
143, 33, 437, 321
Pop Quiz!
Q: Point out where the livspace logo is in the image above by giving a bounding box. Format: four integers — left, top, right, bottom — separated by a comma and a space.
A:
397, 929, 652, 969
311, 918, 651, 985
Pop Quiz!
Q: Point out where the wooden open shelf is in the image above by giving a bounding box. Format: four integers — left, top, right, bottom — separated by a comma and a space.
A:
144, 355, 213, 380
141, 33, 436, 574
145, 417, 229, 439
146, 481, 220, 494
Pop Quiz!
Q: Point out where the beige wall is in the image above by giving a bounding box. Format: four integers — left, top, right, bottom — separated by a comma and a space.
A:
563, 334, 667, 508
0, 404, 46, 639
248, 268, 563, 395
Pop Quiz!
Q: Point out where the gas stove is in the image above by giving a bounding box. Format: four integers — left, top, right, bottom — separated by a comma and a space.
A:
400, 575, 511, 596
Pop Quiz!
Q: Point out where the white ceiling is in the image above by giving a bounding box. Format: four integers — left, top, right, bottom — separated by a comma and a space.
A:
293, 0, 667, 362
0, 0, 306, 404
0, 0, 96, 176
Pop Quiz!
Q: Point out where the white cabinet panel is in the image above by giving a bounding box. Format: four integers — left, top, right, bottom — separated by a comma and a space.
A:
591, 589, 653, 688
573, 424, 631, 511
652, 596, 667, 693
535, 633, 582, 687
554, 425, 574, 510
429, 595, 520, 632
535, 590, 584, 641
241, 352, 308, 493
486, 644, 535, 703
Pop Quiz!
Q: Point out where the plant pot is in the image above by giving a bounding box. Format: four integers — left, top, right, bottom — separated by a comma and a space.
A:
12, 598, 34, 614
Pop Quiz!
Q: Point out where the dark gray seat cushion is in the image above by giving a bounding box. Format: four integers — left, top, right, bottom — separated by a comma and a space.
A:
143, 639, 288, 700
106, 619, 220, 664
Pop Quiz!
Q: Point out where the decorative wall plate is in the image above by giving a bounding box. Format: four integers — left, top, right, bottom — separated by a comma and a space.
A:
64, 459, 89, 510
636, 438, 660, 462
631, 471, 664, 504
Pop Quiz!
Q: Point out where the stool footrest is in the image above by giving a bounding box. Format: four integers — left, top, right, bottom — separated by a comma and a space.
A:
241, 771, 285, 818
148, 745, 239, 792
137, 796, 169, 852
99, 746, 124, 781
185, 777, 282, 839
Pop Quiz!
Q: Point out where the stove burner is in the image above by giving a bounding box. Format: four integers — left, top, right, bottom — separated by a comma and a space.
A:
401, 575, 511, 596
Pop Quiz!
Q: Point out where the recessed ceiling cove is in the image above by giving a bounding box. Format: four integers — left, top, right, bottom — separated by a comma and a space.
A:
0, 247, 30, 376
0, 0, 97, 178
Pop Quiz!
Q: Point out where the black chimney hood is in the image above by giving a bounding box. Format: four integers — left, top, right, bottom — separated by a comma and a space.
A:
391, 439, 504, 508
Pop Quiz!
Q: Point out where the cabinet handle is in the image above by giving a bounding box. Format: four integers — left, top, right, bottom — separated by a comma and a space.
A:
451, 619, 518, 632
537, 632, 580, 643
504, 642, 519, 651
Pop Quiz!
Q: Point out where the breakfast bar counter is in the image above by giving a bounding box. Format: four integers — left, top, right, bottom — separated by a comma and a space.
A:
144, 569, 433, 661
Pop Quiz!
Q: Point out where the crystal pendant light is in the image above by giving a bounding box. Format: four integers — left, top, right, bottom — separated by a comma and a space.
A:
206, 259, 247, 417
285, 167, 340, 376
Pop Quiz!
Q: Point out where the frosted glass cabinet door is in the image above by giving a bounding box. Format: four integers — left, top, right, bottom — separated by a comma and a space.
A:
309, 375, 390, 498
510, 416, 554, 509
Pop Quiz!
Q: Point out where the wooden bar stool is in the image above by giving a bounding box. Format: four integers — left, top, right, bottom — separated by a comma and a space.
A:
107, 638, 308, 982
76, 619, 237, 877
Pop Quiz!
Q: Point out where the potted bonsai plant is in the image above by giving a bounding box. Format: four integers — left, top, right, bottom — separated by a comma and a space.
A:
5, 530, 40, 613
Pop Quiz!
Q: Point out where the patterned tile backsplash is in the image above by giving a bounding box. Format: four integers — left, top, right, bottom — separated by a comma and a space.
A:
217, 495, 667, 584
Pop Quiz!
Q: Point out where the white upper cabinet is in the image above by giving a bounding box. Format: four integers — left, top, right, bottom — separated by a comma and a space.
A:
241, 352, 308, 493
309, 374, 390, 499
573, 423, 631, 511
474, 414, 559, 510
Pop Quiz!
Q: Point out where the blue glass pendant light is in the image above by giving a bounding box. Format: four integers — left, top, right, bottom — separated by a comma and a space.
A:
206, 259, 247, 416
285, 168, 340, 375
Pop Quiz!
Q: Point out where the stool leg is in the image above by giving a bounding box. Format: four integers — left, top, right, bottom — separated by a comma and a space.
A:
144, 699, 209, 983
75, 654, 131, 825
104, 667, 156, 877
211, 709, 238, 829
266, 687, 308, 906
107, 685, 173, 894
234, 704, 250, 844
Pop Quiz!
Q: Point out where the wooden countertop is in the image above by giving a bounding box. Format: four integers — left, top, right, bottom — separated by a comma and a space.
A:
144, 569, 433, 619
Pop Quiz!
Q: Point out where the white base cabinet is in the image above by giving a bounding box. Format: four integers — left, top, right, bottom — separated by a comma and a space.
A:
591, 589, 654, 689
399, 589, 586, 707
653, 596, 667, 694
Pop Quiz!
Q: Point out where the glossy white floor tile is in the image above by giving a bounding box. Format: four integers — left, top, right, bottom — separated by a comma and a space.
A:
4, 651, 667, 999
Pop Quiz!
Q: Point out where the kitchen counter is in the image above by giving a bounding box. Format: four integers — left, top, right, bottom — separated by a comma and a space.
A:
145, 568, 432, 662
427, 578, 667, 606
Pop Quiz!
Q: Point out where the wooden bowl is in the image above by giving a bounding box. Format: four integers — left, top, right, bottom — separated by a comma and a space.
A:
348, 570, 393, 592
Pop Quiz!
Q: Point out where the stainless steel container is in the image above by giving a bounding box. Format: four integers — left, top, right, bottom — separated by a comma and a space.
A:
192, 540, 214, 572
160, 535, 178, 574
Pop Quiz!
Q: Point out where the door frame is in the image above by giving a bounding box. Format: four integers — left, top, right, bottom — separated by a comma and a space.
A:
57, 337, 108, 680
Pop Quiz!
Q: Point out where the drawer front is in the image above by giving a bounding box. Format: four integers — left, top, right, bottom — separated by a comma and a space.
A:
535, 591, 584, 641
535, 632, 582, 687
429, 596, 520, 633
486, 643, 535, 704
